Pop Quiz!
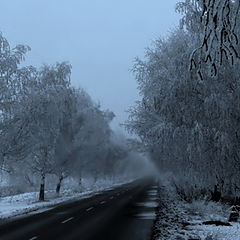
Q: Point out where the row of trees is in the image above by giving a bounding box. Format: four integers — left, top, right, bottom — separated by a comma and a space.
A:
126, 0, 240, 201
0, 34, 130, 200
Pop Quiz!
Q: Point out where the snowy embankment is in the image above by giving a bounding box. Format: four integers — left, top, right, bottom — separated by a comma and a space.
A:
0, 179, 133, 220
153, 184, 240, 240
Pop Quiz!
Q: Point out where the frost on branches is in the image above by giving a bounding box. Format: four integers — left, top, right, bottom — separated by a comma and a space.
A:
0, 33, 135, 202
177, 0, 240, 79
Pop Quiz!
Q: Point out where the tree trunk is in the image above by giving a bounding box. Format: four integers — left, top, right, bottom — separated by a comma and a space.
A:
56, 175, 63, 194
78, 177, 82, 187
93, 170, 98, 185
39, 172, 45, 201
211, 185, 221, 202
78, 171, 82, 192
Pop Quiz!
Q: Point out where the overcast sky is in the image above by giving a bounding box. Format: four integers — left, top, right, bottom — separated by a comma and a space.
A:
1, 0, 180, 133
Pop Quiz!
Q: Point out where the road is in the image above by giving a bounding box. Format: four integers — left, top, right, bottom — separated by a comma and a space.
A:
0, 178, 159, 240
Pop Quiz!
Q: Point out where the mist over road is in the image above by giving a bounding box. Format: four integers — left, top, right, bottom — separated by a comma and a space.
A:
0, 179, 159, 240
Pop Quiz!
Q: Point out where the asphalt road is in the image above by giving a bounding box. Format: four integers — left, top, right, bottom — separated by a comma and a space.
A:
0, 178, 159, 240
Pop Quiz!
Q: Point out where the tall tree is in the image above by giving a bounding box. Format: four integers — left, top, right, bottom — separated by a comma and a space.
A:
24, 62, 71, 201
0, 33, 33, 174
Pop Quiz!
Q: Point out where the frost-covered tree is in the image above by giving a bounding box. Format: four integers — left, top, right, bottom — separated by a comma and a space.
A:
126, 24, 240, 201
22, 62, 71, 200
52, 88, 78, 194
73, 103, 114, 185
0, 33, 33, 174
0, 32, 135, 200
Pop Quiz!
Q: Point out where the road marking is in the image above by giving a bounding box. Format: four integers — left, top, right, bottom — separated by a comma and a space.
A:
110, 196, 114, 199
100, 201, 106, 204
61, 217, 74, 224
86, 207, 94, 211
29, 237, 38, 240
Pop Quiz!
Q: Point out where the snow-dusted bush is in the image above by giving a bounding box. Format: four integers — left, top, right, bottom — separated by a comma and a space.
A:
187, 200, 227, 220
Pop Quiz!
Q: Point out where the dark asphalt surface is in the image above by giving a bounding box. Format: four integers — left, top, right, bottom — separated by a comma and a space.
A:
0, 178, 159, 240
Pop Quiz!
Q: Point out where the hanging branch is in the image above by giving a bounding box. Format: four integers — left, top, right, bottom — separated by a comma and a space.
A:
190, 0, 240, 78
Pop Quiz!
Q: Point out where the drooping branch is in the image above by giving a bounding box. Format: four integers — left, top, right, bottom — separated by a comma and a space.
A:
193, 0, 240, 77
177, 0, 240, 79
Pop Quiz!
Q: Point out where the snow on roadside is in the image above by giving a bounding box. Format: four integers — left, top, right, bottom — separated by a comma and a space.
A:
0, 179, 134, 220
189, 222, 240, 239
183, 201, 240, 240
153, 184, 240, 240
0, 190, 93, 220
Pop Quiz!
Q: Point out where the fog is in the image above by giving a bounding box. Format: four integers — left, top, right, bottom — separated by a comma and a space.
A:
1, 1, 240, 239
0, 0, 180, 132
0, 0, 179, 213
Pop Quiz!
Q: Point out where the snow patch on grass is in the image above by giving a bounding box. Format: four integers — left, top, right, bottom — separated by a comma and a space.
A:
184, 200, 240, 240
153, 182, 240, 240
190, 222, 240, 240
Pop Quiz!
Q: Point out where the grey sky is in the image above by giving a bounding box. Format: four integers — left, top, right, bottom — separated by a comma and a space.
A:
1, 0, 180, 133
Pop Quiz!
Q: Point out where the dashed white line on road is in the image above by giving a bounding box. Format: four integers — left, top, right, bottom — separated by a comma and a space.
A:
100, 201, 106, 204
110, 196, 114, 199
86, 207, 94, 211
61, 217, 74, 224
29, 237, 38, 240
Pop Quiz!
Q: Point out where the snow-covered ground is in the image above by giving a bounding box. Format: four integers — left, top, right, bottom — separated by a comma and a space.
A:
0, 178, 133, 220
153, 184, 240, 240
183, 201, 240, 240
190, 222, 240, 239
